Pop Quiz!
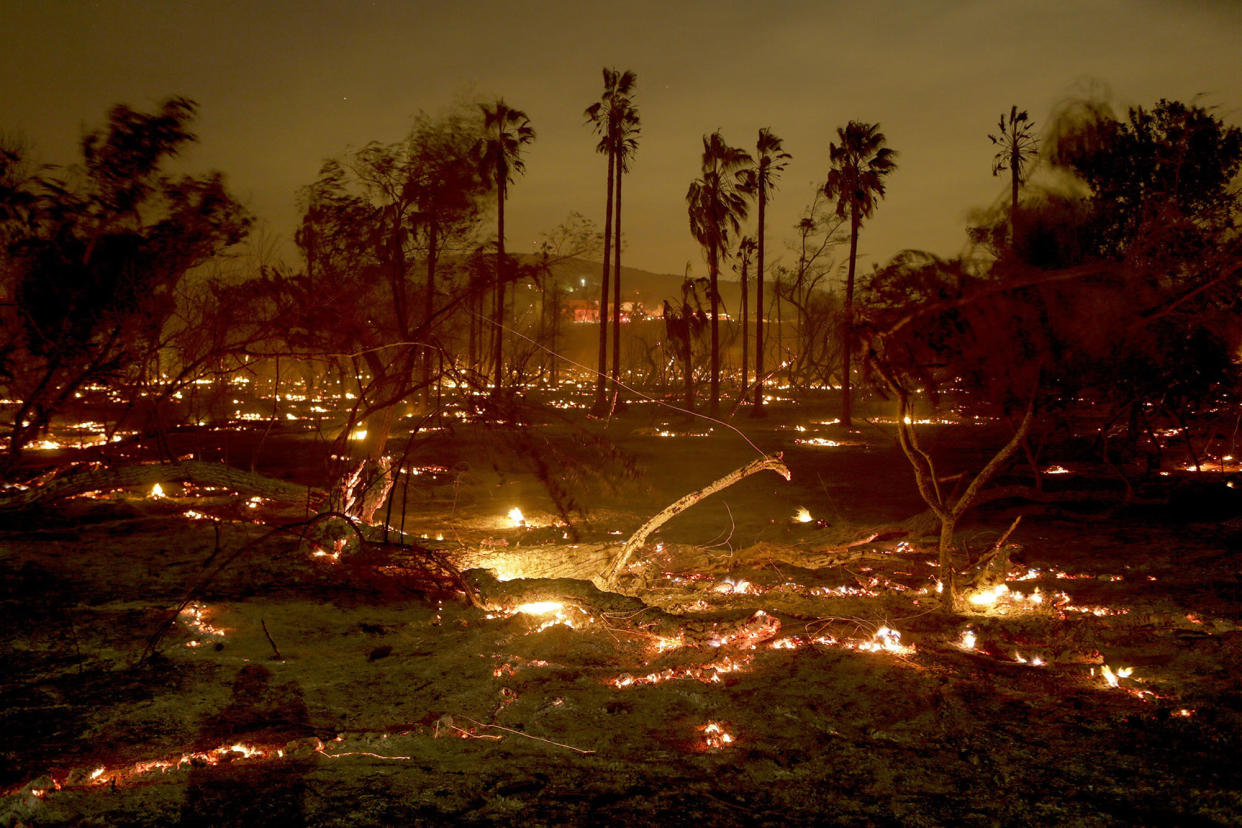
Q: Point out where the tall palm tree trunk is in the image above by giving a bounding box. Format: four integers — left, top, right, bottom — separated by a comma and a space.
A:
740, 255, 749, 398
708, 246, 720, 415
841, 208, 860, 428
754, 189, 767, 412
492, 178, 506, 393
594, 151, 615, 412
1010, 145, 1020, 244
610, 157, 623, 407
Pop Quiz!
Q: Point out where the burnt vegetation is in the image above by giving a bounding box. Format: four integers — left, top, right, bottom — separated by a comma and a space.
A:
2, 85, 1242, 825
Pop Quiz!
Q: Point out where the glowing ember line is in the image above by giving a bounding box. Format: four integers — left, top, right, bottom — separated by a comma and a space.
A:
609, 655, 753, 688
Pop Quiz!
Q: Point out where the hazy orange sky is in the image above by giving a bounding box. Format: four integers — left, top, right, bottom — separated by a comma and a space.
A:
3, 0, 1240, 278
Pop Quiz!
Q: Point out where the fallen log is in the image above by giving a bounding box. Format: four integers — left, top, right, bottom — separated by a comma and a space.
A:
600, 454, 791, 587
465, 568, 781, 648
0, 460, 311, 512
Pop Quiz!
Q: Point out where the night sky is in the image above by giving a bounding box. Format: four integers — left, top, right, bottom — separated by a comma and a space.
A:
3, 0, 1239, 277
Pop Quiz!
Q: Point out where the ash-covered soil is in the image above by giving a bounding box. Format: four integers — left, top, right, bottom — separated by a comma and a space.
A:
3, 404, 1241, 826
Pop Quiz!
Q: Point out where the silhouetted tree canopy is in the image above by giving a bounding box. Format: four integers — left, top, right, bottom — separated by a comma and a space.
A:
1051, 98, 1242, 263
1, 98, 251, 464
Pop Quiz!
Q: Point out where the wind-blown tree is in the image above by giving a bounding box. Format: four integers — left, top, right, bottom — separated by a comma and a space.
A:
687, 131, 752, 415
863, 97, 1242, 610
1053, 97, 1242, 264
989, 105, 1039, 244
744, 128, 792, 414
479, 99, 535, 395
405, 111, 490, 399
585, 68, 639, 414
663, 276, 711, 413
284, 111, 493, 522
823, 121, 896, 428
0, 98, 251, 469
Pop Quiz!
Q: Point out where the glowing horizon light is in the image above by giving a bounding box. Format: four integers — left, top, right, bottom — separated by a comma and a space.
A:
508, 507, 525, 527
795, 507, 813, 523
150, 483, 165, 499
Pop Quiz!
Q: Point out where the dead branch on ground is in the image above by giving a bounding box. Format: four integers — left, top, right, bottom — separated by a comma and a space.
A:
600, 454, 791, 587
466, 568, 781, 648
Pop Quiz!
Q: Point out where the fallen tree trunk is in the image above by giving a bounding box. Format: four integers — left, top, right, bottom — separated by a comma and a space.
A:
600, 454, 792, 587
0, 460, 312, 513
465, 568, 781, 648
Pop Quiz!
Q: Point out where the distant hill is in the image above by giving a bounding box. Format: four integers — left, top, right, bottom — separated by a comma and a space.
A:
526, 256, 742, 312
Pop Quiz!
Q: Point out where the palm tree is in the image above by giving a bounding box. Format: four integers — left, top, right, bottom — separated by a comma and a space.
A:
609, 88, 640, 410
585, 68, 639, 415
479, 98, 535, 395
746, 128, 792, 414
823, 121, 897, 427
735, 236, 756, 396
687, 131, 752, 415
989, 105, 1038, 244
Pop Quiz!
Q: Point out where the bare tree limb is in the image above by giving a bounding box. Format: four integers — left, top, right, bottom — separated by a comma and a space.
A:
600, 454, 791, 587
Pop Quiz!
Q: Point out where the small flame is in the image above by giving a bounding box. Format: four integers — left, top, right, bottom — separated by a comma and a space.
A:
150, 483, 165, 499
856, 626, 913, 655
349, 428, 368, 441
1100, 664, 1134, 689
968, 583, 1009, 608
515, 601, 562, 615
794, 507, 812, 523
959, 629, 976, 650
508, 507, 525, 527
700, 721, 735, 750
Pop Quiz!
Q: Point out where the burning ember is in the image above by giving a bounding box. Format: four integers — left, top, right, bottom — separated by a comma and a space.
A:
1099, 664, 1134, 689
854, 626, 913, 655
609, 654, 753, 688
699, 721, 735, 750
795, 437, 841, 448
515, 601, 562, 615
180, 602, 226, 643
